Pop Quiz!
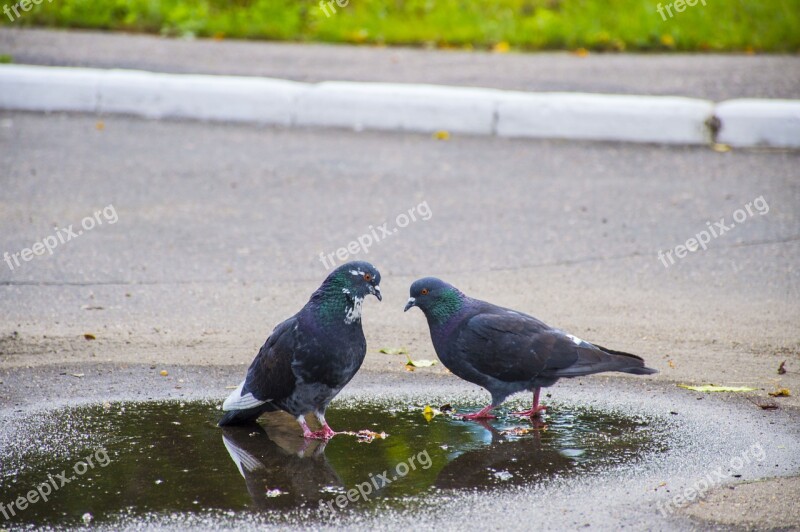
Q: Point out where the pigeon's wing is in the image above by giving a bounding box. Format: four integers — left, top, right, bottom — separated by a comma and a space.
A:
454, 307, 655, 383
455, 311, 564, 382
222, 317, 299, 411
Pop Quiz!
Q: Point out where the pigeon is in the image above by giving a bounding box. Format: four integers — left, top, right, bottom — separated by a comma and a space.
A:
219, 261, 382, 438
404, 277, 657, 420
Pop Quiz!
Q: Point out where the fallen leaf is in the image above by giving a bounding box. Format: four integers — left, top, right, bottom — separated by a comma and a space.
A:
668, 360, 676, 369
492, 41, 510, 53
573, 47, 589, 57
422, 405, 440, 422
768, 388, 791, 397
379, 347, 408, 355
712, 143, 731, 153
747, 396, 779, 410
433, 130, 450, 141
160, 370, 169, 377
95, 121, 105, 131
341, 429, 388, 443
406, 355, 437, 369
84, 333, 96, 340
678, 384, 756, 393
778, 360, 787, 375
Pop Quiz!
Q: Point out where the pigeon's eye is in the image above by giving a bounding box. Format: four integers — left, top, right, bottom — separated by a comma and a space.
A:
363, 273, 372, 282
421, 288, 429, 295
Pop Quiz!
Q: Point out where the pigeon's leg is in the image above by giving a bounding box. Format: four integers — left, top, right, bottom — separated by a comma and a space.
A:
511, 388, 547, 417
459, 404, 497, 420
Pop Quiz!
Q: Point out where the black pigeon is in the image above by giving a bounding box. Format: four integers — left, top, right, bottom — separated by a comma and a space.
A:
219, 261, 382, 438
404, 277, 657, 419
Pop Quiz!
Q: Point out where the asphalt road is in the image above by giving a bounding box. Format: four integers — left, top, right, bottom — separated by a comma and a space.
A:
1, 28, 799, 100
1, 111, 799, 529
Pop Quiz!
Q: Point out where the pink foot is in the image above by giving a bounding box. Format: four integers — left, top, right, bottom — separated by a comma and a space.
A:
511, 388, 547, 418
510, 405, 547, 417
458, 405, 497, 420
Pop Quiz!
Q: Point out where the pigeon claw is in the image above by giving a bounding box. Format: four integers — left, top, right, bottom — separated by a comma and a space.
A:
510, 405, 547, 418
457, 405, 497, 420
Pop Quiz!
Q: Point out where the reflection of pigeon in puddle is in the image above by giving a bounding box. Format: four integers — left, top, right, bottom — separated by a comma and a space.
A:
434, 419, 575, 490
221, 414, 343, 510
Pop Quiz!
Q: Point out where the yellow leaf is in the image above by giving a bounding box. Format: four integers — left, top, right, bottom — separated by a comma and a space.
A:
678, 384, 756, 392
95, 121, 105, 131
406, 355, 437, 369
422, 405, 440, 422
661, 35, 675, 48
493, 41, 510, 53
160, 370, 169, 377
768, 388, 791, 397
712, 143, 731, 153
379, 347, 408, 355
433, 130, 450, 141
84, 333, 96, 340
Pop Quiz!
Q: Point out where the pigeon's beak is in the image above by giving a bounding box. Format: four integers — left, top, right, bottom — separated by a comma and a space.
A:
403, 297, 416, 312
372, 285, 382, 301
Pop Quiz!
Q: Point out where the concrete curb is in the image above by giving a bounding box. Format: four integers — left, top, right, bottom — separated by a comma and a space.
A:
715, 99, 800, 148
1, 64, 798, 148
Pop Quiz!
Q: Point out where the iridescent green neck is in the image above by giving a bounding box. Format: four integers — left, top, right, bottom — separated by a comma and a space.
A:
428, 289, 465, 324
313, 272, 359, 325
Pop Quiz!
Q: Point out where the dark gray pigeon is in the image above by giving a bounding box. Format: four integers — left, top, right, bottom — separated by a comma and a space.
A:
219, 261, 382, 438
404, 277, 657, 419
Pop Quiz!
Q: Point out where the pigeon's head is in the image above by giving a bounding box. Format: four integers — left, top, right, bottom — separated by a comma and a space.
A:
327, 261, 382, 302
404, 277, 465, 321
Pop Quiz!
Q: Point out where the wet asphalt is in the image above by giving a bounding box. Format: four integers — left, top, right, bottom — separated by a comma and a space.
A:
0, 107, 798, 530
2, 363, 799, 530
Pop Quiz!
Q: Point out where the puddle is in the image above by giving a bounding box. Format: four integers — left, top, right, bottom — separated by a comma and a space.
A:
1, 400, 667, 526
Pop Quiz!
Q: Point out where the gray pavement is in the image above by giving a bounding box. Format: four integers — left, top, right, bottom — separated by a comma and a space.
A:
0, 110, 799, 529
1, 27, 799, 100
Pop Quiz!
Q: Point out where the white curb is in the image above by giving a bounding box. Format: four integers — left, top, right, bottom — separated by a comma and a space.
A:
1, 64, 797, 148
497, 92, 714, 145
715, 99, 800, 148
294, 82, 501, 135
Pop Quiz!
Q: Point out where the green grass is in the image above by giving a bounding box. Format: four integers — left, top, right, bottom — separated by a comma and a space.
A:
2, 0, 799, 52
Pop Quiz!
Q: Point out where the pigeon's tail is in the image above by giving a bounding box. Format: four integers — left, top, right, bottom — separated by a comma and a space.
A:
595, 345, 658, 375
547, 343, 658, 378
218, 403, 277, 427
595, 344, 658, 375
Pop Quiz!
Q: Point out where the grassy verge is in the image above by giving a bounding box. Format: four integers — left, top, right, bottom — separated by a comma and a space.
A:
1, 0, 799, 52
